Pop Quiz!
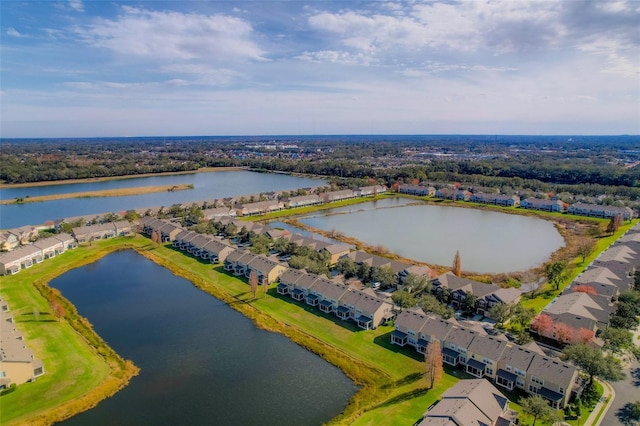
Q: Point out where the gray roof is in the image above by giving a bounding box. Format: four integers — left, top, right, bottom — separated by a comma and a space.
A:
527, 354, 577, 389
279, 268, 306, 286
420, 316, 456, 342
499, 344, 538, 371
0, 244, 42, 264
395, 309, 429, 333
422, 379, 509, 426
445, 326, 480, 350
467, 335, 509, 362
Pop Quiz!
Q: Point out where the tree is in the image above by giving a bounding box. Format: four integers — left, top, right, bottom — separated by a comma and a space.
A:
630, 401, 640, 421
335, 256, 358, 278
573, 285, 597, 295
606, 214, 622, 235
600, 327, 634, 355
563, 343, 625, 389
249, 270, 259, 299
424, 340, 443, 389
262, 275, 268, 298
545, 261, 566, 290
511, 304, 536, 331
576, 239, 596, 264
461, 291, 478, 316
520, 395, 561, 426
488, 303, 511, 326
553, 322, 576, 344
573, 328, 595, 344
151, 230, 161, 244
452, 250, 461, 277
634, 270, 640, 292
531, 314, 553, 336
371, 266, 398, 288
402, 273, 430, 295
50, 300, 65, 321
392, 291, 417, 309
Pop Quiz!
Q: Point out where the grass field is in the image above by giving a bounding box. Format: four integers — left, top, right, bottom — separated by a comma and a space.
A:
0, 239, 138, 426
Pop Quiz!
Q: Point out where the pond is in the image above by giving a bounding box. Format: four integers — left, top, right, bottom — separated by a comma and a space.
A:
50, 250, 356, 426
0, 171, 323, 228
298, 199, 564, 273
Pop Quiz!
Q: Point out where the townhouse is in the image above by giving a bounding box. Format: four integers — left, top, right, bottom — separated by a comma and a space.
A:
278, 269, 393, 329
520, 197, 565, 212
283, 194, 322, 208
0, 233, 77, 276
567, 202, 634, 220
392, 309, 579, 408
419, 379, 516, 426
431, 272, 521, 317
398, 184, 435, 197
235, 200, 284, 216
223, 251, 286, 285
356, 185, 387, 196
470, 193, 520, 207
322, 189, 358, 202
140, 218, 183, 242
535, 292, 612, 343
0, 301, 45, 388
201, 207, 236, 220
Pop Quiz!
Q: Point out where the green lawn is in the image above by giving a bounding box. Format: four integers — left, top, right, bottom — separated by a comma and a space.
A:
0, 244, 119, 425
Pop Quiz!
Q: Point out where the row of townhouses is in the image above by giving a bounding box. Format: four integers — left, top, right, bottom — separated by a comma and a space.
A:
71, 220, 134, 243
391, 309, 579, 409
397, 183, 635, 219
534, 222, 640, 345
0, 234, 77, 275
234, 185, 387, 216
276, 269, 394, 330
0, 298, 45, 389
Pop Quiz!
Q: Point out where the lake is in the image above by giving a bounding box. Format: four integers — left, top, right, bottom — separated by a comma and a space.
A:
298, 198, 564, 273
50, 250, 356, 426
0, 171, 323, 228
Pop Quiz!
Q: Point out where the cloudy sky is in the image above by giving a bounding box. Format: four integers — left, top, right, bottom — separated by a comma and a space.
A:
1, 0, 638, 137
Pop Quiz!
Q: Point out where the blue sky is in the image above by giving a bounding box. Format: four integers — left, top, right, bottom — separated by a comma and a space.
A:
1, 0, 638, 137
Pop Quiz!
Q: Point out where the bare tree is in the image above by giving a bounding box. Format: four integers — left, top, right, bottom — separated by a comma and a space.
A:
452, 250, 461, 277
249, 269, 259, 299
424, 340, 443, 389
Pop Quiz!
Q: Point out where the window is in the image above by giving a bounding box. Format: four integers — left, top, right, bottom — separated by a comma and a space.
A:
486, 368, 493, 376
506, 365, 512, 372
529, 385, 539, 393
559, 387, 564, 395
515, 368, 526, 377
531, 376, 544, 386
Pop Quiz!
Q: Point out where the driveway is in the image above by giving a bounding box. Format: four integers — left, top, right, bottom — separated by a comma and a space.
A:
600, 359, 640, 426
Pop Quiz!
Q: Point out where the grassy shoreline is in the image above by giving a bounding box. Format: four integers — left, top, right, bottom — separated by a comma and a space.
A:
0, 239, 140, 426
0, 167, 245, 189
2, 184, 193, 205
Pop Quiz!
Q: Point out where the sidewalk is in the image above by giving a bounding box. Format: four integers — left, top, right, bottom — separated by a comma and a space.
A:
582, 379, 615, 426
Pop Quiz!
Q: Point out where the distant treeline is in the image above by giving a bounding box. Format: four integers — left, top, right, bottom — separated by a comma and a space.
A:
2, 138, 640, 202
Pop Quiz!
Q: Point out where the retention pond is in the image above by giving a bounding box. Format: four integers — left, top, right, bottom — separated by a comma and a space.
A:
50, 250, 356, 426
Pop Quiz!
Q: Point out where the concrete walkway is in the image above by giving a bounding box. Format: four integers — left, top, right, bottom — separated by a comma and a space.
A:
582, 379, 615, 426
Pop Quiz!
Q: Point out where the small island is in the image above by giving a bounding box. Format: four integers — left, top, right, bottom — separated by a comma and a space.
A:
5, 184, 194, 205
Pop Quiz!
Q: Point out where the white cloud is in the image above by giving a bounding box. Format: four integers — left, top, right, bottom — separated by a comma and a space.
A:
297, 50, 373, 66
75, 6, 265, 62
6, 27, 24, 38
68, 0, 84, 12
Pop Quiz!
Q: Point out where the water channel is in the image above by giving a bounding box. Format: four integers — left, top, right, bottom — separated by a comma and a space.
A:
297, 198, 564, 274
50, 250, 356, 426
0, 171, 323, 229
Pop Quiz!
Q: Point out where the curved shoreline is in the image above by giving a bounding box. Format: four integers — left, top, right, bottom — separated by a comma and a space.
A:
1, 184, 193, 205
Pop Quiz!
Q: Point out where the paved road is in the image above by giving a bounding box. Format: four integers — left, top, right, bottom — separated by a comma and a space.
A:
600, 359, 640, 426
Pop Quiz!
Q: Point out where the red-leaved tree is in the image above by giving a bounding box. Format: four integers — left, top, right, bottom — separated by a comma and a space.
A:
573, 285, 597, 295
553, 322, 576, 344
573, 328, 595, 344
531, 314, 553, 335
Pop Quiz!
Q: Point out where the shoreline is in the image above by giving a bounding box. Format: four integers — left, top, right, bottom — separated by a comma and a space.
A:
1, 184, 193, 205
0, 167, 245, 189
